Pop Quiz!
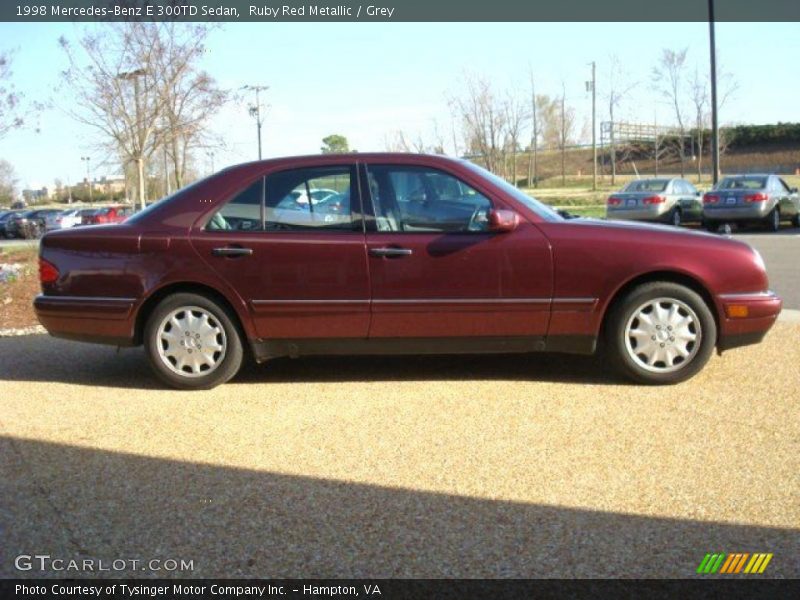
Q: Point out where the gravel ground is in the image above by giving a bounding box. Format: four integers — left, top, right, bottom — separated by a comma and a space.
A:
0, 323, 798, 579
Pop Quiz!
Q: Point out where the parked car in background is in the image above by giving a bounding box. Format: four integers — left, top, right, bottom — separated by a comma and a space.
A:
606, 178, 703, 226
703, 174, 800, 232
0, 210, 22, 238
81, 205, 133, 225
44, 210, 68, 231
53, 209, 83, 229
5, 209, 61, 239
35, 153, 781, 390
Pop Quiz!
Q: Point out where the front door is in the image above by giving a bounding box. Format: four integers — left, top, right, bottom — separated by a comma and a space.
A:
191, 164, 370, 339
362, 163, 552, 339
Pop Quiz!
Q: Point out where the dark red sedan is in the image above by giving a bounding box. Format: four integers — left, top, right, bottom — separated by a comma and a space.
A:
81, 205, 133, 226
34, 154, 782, 389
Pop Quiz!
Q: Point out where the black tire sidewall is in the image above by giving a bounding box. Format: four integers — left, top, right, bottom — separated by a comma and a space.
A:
671, 208, 681, 227
144, 292, 244, 390
606, 282, 717, 385
767, 208, 780, 232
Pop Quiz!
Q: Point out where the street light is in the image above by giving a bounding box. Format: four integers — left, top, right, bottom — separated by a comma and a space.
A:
80, 156, 92, 203
708, 0, 720, 184
241, 85, 269, 160
118, 68, 147, 208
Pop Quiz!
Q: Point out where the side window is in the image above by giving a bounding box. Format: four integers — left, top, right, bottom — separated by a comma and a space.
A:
265, 166, 355, 231
206, 178, 264, 231
366, 165, 492, 232
778, 178, 792, 193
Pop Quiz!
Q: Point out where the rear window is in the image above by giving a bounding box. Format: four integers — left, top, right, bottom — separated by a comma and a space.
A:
623, 180, 669, 193
717, 177, 767, 190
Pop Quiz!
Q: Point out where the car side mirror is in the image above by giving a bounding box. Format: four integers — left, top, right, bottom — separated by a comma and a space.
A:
488, 209, 519, 233
791, 187, 798, 194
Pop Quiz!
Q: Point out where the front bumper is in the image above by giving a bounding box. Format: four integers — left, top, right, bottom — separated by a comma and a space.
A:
34, 294, 138, 346
716, 291, 782, 351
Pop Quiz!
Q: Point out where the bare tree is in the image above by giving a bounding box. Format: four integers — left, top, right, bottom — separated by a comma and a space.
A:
689, 68, 708, 181
0, 51, 22, 139
0, 159, 17, 204
451, 74, 507, 174
652, 48, 689, 177
558, 83, 576, 186
605, 55, 637, 184
504, 93, 527, 186
535, 95, 560, 150
527, 70, 538, 188
60, 24, 224, 208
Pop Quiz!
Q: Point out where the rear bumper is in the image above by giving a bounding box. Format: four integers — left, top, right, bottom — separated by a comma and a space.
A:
716, 291, 782, 351
703, 203, 771, 221
34, 294, 138, 346
606, 206, 670, 221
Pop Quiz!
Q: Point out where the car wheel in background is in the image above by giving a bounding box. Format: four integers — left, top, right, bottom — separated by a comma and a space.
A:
702, 219, 718, 233
766, 207, 780, 232
670, 208, 682, 227
144, 292, 244, 390
791, 212, 800, 228
605, 282, 716, 385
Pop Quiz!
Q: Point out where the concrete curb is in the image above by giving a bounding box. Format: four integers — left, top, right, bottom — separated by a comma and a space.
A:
0, 325, 46, 337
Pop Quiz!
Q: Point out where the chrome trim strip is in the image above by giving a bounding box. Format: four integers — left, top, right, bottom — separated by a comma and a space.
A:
37, 295, 137, 303
252, 297, 598, 305
252, 299, 369, 305
718, 291, 778, 300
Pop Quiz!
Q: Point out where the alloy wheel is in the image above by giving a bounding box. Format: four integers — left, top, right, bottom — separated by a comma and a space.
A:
624, 297, 701, 373
156, 306, 227, 377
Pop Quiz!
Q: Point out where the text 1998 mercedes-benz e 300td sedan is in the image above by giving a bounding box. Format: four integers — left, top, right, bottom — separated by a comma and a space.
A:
34, 154, 782, 389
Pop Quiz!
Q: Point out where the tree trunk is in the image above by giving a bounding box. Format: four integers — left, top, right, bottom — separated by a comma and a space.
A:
137, 157, 146, 210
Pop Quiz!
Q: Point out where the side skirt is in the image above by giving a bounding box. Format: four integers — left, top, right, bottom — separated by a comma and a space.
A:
250, 335, 597, 363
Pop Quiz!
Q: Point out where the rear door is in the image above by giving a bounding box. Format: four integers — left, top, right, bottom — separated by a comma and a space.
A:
190, 163, 370, 339
362, 162, 552, 339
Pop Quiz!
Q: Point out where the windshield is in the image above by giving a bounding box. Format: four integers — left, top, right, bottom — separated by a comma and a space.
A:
460, 160, 562, 222
716, 176, 767, 190
623, 179, 669, 193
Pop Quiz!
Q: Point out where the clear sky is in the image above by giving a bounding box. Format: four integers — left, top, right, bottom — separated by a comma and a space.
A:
0, 21, 798, 189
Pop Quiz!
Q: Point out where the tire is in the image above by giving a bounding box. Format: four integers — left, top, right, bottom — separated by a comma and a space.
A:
144, 292, 244, 390
670, 208, 682, 227
605, 282, 717, 385
765, 207, 780, 232
791, 212, 800, 228
703, 219, 718, 233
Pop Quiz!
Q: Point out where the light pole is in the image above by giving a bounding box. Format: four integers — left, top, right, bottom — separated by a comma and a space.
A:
242, 85, 268, 160
80, 156, 92, 203
118, 68, 147, 209
586, 62, 597, 191
708, 0, 720, 184
206, 150, 216, 174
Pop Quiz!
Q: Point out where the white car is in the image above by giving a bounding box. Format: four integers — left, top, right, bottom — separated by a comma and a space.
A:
54, 209, 83, 229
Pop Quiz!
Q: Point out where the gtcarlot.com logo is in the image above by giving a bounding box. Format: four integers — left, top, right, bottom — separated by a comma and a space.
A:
697, 552, 773, 575
14, 554, 194, 572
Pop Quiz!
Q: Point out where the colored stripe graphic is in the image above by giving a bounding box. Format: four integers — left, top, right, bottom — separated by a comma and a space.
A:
699, 552, 772, 574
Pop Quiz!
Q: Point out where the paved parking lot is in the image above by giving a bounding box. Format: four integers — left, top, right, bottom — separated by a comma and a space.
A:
1, 321, 798, 578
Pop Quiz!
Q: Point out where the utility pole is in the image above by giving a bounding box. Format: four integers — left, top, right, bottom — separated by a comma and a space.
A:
242, 85, 268, 160
708, 0, 720, 184
81, 156, 92, 203
654, 110, 660, 176
587, 62, 597, 191
207, 150, 216, 174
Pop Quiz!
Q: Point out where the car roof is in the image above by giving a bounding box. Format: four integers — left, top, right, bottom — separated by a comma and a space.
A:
219, 152, 465, 173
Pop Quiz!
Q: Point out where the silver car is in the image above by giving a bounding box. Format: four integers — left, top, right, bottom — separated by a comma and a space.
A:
702, 174, 800, 232
606, 178, 702, 227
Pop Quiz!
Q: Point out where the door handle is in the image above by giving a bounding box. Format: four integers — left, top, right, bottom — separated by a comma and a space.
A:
212, 246, 253, 257
369, 247, 413, 258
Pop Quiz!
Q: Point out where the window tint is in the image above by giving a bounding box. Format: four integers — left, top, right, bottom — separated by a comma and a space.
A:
367, 165, 492, 232
265, 166, 354, 231
717, 176, 767, 190
206, 178, 264, 231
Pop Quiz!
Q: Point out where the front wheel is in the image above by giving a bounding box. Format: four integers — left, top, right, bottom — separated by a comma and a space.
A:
144, 292, 244, 390
605, 282, 717, 384
669, 208, 682, 227
791, 212, 800, 228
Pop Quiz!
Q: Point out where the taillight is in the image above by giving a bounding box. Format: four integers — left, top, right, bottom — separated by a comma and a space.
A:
607, 196, 622, 206
745, 192, 769, 202
39, 258, 59, 284
642, 195, 665, 205
703, 194, 720, 204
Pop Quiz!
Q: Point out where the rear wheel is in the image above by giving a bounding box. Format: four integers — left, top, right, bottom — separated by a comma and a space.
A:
703, 219, 718, 233
791, 212, 800, 228
670, 208, 682, 227
765, 207, 780, 232
144, 292, 244, 390
605, 282, 716, 385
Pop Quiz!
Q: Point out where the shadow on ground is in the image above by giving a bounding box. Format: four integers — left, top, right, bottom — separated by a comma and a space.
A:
1, 436, 796, 578
0, 334, 622, 389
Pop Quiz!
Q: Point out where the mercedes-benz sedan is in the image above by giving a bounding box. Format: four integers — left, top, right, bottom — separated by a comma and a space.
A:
34, 154, 781, 389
